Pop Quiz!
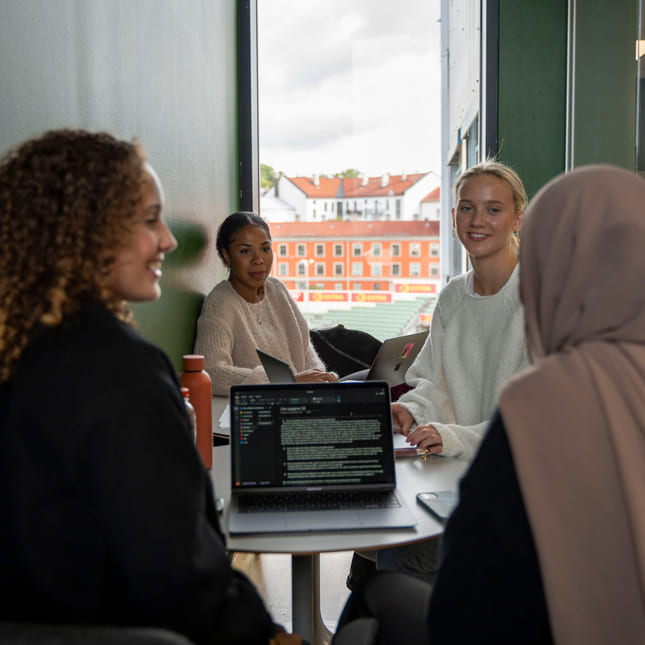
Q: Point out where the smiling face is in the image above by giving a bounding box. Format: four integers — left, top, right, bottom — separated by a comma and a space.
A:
222, 223, 273, 301
107, 165, 177, 302
452, 173, 522, 263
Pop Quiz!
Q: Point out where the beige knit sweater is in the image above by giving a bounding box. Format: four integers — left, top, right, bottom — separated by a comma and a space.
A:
194, 277, 325, 395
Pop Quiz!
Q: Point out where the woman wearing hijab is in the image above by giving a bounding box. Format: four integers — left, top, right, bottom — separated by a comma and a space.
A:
333, 165, 645, 645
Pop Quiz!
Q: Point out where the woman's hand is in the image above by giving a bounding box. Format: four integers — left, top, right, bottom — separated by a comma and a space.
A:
407, 424, 443, 455
294, 368, 338, 383
391, 402, 416, 435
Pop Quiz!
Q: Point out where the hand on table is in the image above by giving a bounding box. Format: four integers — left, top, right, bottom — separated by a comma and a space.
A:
407, 424, 443, 455
391, 402, 416, 435
295, 368, 338, 383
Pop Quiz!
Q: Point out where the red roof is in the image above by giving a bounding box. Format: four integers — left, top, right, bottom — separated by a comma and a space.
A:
421, 186, 440, 202
270, 220, 439, 238
286, 173, 429, 198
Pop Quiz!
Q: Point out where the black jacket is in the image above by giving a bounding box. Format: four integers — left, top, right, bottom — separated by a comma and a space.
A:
0, 302, 274, 645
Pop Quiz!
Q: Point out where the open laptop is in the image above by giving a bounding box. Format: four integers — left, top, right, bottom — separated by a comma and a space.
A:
228, 381, 417, 534
364, 330, 428, 384
256, 349, 296, 383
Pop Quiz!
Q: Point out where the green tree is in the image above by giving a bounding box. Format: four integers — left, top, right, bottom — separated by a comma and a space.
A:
333, 168, 361, 178
261, 163, 275, 191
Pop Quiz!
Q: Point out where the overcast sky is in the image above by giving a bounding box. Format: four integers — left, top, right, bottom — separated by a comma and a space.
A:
258, 0, 442, 180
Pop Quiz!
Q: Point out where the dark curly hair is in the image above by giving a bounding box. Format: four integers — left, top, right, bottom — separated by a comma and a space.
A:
0, 129, 146, 382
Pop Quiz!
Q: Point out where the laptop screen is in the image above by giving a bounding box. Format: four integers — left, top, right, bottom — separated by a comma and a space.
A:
230, 381, 395, 494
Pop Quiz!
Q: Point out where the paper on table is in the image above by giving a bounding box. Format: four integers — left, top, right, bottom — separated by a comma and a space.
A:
217, 404, 230, 435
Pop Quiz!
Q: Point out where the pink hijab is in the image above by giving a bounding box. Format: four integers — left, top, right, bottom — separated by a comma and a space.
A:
499, 165, 645, 644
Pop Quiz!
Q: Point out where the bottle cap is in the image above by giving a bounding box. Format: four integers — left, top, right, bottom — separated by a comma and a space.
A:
181, 387, 190, 398
183, 354, 205, 371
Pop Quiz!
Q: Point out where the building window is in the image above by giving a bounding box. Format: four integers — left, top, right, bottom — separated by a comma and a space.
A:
352, 262, 363, 277
353, 283, 362, 290
334, 243, 343, 256
396, 199, 401, 216
315, 243, 324, 256
371, 263, 382, 277
391, 243, 401, 257
410, 243, 421, 257
334, 263, 343, 275
278, 263, 287, 276
371, 243, 382, 256
315, 262, 325, 276
430, 243, 439, 257
279, 244, 288, 256
324, 202, 328, 212
391, 263, 401, 276
352, 243, 362, 257
297, 263, 306, 276
296, 244, 306, 256
430, 265, 440, 277
410, 262, 421, 277
386, 199, 390, 211
374, 283, 381, 290
334, 283, 343, 290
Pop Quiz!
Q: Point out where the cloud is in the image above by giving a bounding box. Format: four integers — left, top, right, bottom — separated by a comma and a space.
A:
259, 0, 441, 177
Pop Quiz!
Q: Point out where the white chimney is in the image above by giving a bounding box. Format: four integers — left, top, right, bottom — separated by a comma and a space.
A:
380, 173, 389, 188
312, 173, 319, 187
401, 171, 407, 181
361, 174, 368, 187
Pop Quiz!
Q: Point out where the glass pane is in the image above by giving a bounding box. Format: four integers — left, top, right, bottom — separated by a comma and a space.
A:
258, 0, 441, 340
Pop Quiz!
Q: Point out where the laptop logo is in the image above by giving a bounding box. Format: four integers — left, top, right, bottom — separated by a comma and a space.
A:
394, 342, 415, 371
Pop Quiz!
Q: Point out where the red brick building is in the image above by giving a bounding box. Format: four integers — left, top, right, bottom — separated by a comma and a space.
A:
270, 220, 440, 308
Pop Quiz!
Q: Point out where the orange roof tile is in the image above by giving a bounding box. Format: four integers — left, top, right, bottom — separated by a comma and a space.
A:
286, 173, 429, 198
270, 220, 439, 238
421, 186, 440, 202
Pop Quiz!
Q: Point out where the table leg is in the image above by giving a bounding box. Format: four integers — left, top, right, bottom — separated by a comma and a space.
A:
292, 554, 334, 645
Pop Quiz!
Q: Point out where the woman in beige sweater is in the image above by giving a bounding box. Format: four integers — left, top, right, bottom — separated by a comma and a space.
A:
195, 211, 337, 395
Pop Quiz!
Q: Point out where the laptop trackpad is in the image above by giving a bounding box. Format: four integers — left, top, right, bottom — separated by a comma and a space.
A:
286, 511, 360, 531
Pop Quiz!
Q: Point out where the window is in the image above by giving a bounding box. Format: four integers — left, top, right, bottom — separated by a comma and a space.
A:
334, 263, 344, 275
353, 283, 362, 291
391, 243, 401, 257
296, 244, 306, 256
334, 243, 343, 256
297, 263, 306, 276
278, 263, 287, 276
352, 243, 362, 257
315, 262, 325, 275
410, 262, 421, 277
279, 244, 288, 256
352, 262, 363, 277
371, 243, 382, 256
391, 263, 401, 276
334, 283, 343, 290
371, 263, 382, 277
430, 243, 439, 257
410, 243, 421, 257
315, 243, 325, 256
396, 199, 401, 217
430, 265, 440, 277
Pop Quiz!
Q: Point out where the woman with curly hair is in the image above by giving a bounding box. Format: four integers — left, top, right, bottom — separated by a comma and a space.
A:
0, 129, 301, 645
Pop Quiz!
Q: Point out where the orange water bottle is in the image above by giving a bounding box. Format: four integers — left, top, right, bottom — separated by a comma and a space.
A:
180, 354, 213, 469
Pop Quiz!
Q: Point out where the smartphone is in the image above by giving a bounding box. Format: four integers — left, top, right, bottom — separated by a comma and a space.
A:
416, 491, 458, 521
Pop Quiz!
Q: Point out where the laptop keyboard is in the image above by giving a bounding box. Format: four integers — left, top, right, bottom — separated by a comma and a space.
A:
238, 490, 401, 513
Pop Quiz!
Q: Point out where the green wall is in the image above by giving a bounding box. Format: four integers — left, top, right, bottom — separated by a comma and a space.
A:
571, 0, 638, 169
496, 0, 568, 200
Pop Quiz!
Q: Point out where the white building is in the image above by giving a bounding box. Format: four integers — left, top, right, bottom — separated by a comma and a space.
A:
275, 172, 438, 222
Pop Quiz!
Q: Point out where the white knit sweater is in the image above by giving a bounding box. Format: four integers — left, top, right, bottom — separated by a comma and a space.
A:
399, 265, 530, 459
194, 277, 325, 395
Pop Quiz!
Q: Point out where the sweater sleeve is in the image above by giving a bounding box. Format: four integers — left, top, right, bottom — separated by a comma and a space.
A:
75, 340, 275, 645
194, 284, 268, 396
397, 301, 487, 458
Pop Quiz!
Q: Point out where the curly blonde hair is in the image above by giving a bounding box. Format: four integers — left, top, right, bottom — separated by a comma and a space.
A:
0, 129, 146, 382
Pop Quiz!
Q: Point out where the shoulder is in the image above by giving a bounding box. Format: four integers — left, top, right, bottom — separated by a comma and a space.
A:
201, 280, 244, 316
434, 272, 469, 323
264, 277, 292, 300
